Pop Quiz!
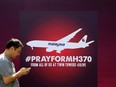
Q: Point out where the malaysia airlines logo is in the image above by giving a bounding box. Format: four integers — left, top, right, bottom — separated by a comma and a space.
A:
26, 28, 94, 53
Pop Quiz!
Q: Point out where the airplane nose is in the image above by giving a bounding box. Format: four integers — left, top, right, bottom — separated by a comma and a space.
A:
26, 42, 30, 46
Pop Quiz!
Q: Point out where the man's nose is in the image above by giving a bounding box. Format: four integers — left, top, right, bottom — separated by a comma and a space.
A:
18, 53, 20, 56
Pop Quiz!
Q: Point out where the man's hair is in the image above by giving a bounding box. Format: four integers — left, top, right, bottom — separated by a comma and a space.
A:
6, 38, 24, 49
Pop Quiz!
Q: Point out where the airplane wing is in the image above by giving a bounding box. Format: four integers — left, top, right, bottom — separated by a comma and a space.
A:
57, 28, 82, 43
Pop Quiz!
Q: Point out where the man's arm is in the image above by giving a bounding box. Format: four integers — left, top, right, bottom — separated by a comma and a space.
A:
2, 67, 31, 84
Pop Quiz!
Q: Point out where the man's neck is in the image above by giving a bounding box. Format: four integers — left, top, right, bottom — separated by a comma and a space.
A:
4, 49, 12, 60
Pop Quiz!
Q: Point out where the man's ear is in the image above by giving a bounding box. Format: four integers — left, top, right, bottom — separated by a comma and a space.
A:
10, 46, 15, 51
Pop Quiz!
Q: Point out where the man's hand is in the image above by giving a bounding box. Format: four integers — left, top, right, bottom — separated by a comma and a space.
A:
19, 67, 31, 76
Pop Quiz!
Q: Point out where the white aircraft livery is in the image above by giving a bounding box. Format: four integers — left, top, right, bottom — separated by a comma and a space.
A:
26, 28, 94, 53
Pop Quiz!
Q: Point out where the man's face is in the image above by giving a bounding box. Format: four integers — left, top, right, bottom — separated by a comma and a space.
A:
11, 47, 22, 59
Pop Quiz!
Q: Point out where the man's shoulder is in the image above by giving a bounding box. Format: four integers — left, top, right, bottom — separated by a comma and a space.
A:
0, 53, 7, 62
0, 54, 10, 69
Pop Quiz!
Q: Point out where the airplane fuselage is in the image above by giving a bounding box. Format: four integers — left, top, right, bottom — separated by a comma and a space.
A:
26, 40, 88, 49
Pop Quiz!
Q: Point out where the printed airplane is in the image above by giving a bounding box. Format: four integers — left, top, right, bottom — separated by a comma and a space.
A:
26, 28, 94, 53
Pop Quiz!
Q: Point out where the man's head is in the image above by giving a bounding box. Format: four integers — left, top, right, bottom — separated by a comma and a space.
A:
5, 38, 24, 59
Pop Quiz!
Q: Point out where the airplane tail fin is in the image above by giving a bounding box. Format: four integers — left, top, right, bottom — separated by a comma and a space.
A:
79, 35, 88, 43
78, 35, 94, 48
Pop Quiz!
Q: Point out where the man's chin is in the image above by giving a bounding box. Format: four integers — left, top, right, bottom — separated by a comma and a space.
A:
12, 56, 16, 59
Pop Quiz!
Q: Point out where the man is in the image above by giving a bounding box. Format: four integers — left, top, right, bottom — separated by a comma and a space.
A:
0, 38, 31, 87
